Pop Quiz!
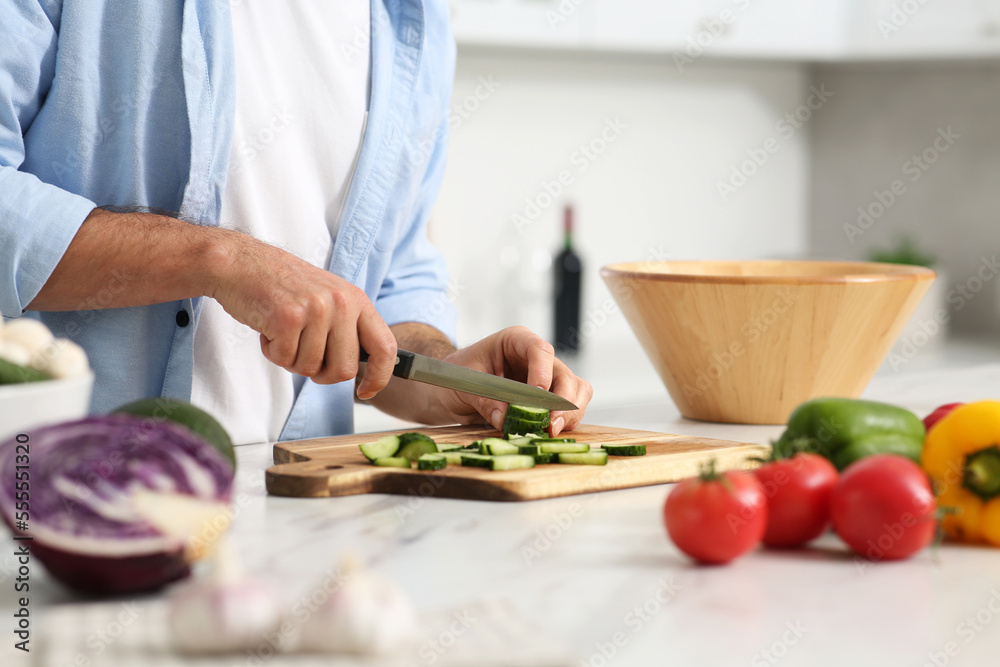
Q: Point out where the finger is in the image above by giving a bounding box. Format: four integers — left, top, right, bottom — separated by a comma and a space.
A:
259, 304, 307, 368
547, 362, 593, 436
291, 319, 330, 377
503, 327, 554, 390
460, 395, 507, 431
355, 304, 396, 399
313, 301, 361, 385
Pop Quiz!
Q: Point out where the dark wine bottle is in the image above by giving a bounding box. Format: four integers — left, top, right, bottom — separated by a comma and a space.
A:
553, 205, 582, 352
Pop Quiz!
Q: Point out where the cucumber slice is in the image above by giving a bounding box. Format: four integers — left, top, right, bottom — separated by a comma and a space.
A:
481, 438, 519, 456
460, 453, 494, 468
517, 444, 542, 456
539, 442, 591, 454
436, 443, 464, 452
533, 452, 556, 464
502, 417, 548, 438
489, 455, 536, 471
602, 444, 647, 456
397, 439, 439, 462
505, 405, 551, 423
529, 437, 576, 444
374, 457, 411, 468
557, 451, 608, 466
359, 435, 401, 462
507, 436, 537, 447
417, 454, 447, 471
398, 432, 435, 448
442, 452, 464, 465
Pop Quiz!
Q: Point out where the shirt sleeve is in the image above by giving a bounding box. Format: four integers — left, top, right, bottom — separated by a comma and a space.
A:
374, 116, 457, 343
0, 1, 97, 317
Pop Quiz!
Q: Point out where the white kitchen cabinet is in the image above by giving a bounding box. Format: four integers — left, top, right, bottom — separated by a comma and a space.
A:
450, 0, 1000, 62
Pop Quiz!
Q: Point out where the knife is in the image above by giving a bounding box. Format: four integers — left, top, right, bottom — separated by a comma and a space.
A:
359, 349, 578, 411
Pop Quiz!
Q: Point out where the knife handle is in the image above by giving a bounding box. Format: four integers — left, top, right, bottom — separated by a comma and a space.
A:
359, 348, 415, 380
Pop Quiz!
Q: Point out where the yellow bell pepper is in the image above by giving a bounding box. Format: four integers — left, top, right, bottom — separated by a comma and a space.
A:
922, 401, 1000, 546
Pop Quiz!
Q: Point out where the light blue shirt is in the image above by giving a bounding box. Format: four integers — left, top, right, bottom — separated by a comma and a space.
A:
0, 0, 457, 440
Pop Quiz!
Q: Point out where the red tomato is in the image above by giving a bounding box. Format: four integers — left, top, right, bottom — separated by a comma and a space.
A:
664, 468, 767, 564
830, 454, 937, 561
923, 403, 964, 432
755, 454, 839, 548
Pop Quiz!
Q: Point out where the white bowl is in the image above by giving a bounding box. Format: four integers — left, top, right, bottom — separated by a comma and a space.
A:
0, 372, 94, 443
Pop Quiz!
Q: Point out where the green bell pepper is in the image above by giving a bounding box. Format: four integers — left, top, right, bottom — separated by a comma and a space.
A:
773, 398, 925, 470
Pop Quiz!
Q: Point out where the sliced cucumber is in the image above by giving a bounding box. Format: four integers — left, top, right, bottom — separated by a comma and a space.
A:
539, 442, 591, 454
417, 454, 447, 471
374, 457, 411, 468
398, 432, 435, 448
481, 438, 519, 456
507, 436, 537, 447
505, 405, 551, 423
460, 453, 494, 468
530, 437, 576, 444
533, 452, 556, 464
442, 452, 464, 465
602, 444, 647, 456
503, 418, 548, 439
557, 451, 608, 466
359, 435, 401, 462
517, 444, 542, 456
436, 443, 464, 452
397, 439, 439, 462
490, 455, 536, 471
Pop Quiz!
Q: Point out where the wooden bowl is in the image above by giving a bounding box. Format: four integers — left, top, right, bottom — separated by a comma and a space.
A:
601, 260, 936, 424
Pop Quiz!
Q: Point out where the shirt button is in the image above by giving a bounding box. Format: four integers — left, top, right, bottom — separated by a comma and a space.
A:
176, 310, 190, 328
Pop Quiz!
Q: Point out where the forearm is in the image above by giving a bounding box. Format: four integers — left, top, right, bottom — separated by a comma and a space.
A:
359, 322, 458, 424
28, 207, 230, 311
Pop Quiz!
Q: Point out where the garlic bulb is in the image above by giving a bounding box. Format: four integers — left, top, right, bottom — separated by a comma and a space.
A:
168, 541, 283, 655
0, 340, 31, 367
2, 318, 55, 361
298, 556, 418, 655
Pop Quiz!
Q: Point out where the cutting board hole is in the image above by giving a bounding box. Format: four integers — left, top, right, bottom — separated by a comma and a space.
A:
325, 465, 344, 470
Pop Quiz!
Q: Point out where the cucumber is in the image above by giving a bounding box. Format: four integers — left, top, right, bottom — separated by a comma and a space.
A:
417, 454, 447, 471
539, 442, 590, 454
480, 438, 519, 456
517, 444, 542, 456
503, 404, 550, 438
398, 432, 435, 448
533, 452, 556, 464
436, 443, 464, 452
507, 436, 537, 446
489, 455, 536, 471
505, 405, 551, 423
359, 435, 401, 461
374, 457, 411, 468
0, 358, 49, 385
557, 451, 608, 466
460, 453, 494, 468
442, 452, 464, 465
397, 439, 439, 462
529, 437, 576, 444
602, 444, 646, 456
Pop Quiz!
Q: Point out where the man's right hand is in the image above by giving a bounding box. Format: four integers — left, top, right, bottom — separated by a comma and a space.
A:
29, 207, 398, 398
207, 233, 397, 397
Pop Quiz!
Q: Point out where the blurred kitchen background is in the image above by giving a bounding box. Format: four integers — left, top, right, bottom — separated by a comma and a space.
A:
369, 0, 1000, 428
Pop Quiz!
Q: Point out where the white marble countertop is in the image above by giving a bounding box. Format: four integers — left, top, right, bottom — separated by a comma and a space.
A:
5, 363, 1000, 666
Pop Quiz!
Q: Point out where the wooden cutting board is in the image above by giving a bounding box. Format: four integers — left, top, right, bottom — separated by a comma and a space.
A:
266, 424, 770, 502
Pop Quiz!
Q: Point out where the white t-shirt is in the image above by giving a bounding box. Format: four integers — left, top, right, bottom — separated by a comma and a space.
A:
191, 0, 371, 445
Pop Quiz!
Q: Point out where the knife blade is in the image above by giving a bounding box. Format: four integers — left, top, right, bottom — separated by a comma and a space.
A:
359, 349, 578, 411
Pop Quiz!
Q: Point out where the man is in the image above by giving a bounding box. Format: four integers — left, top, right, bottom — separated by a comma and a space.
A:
0, 0, 591, 444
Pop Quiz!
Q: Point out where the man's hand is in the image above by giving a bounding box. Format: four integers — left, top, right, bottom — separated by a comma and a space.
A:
363, 324, 593, 436
207, 233, 397, 397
